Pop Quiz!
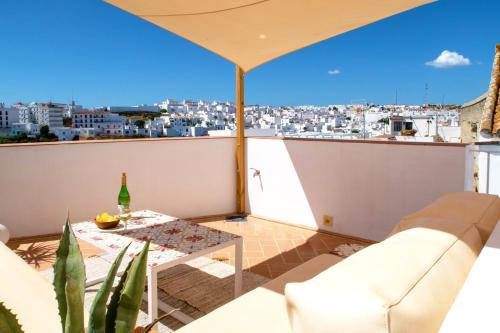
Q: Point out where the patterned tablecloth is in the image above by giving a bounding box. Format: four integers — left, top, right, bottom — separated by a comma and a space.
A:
72, 210, 240, 268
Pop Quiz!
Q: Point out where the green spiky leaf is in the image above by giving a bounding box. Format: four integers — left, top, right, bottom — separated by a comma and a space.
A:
64, 214, 86, 333
53, 212, 86, 333
0, 302, 24, 333
88, 243, 130, 333
115, 241, 150, 333
105, 259, 133, 333
53, 215, 71, 330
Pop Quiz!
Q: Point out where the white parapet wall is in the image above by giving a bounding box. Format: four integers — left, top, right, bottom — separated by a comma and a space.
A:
0, 137, 236, 238
476, 143, 500, 196
246, 138, 467, 241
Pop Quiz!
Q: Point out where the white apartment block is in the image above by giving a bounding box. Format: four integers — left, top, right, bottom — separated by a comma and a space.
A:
94, 122, 123, 136
73, 111, 125, 136
123, 125, 153, 137
73, 111, 124, 128
31, 103, 64, 127
0, 104, 20, 128
17, 105, 35, 124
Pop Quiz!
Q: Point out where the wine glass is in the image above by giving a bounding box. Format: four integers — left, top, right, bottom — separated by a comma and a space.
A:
118, 205, 131, 231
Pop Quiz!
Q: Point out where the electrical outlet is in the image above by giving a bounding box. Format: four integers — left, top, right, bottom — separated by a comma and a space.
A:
323, 215, 333, 227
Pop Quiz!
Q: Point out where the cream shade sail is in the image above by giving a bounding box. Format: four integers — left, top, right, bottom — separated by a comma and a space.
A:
105, 0, 435, 72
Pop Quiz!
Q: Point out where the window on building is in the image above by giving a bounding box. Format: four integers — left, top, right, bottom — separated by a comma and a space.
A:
394, 121, 403, 132
405, 122, 413, 130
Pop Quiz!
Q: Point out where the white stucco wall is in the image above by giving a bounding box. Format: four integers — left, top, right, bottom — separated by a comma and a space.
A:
0, 136, 469, 241
0, 138, 236, 237
246, 138, 467, 241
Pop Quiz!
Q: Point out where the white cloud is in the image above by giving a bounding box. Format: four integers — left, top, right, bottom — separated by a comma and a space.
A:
327, 69, 341, 75
425, 50, 471, 68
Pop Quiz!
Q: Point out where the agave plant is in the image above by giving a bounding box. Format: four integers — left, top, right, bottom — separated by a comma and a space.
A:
54, 214, 150, 333
0, 302, 24, 333
0, 214, 163, 333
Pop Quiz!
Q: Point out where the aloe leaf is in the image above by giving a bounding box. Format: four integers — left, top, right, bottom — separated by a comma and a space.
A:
0, 302, 24, 333
88, 243, 130, 333
105, 260, 133, 333
53, 216, 71, 331
64, 216, 86, 333
115, 241, 150, 333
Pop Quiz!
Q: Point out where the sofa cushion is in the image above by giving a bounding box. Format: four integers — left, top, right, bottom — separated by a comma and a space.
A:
285, 223, 482, 333
176, 254, 343, 333
0, 242, 61, 333
390, 192, 500, 243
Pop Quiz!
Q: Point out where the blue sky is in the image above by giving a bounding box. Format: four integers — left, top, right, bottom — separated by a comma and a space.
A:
0, 0, 498, 107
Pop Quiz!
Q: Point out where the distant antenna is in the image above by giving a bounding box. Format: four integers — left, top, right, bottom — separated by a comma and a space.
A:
395, 89, 398, 105
424, 83, 428, 106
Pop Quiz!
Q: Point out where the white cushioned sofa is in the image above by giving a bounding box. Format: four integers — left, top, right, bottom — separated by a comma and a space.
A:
177, 192, 500, 333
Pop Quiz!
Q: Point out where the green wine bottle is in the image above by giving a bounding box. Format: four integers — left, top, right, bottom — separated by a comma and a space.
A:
118, 172, 130, 208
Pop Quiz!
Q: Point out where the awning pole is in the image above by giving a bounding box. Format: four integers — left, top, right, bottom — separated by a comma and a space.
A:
235, 65, 246, 214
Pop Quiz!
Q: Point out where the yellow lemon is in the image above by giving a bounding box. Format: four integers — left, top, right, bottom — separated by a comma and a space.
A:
96, 212, 118, 223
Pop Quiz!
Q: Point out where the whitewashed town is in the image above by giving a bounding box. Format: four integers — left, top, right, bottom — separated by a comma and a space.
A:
0, 98, 464, 144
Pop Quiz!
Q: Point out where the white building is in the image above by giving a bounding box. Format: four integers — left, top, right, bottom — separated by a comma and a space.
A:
64, 101, 84, 118
389, 116, 415, 136
16, 104, 35, 124
31, 103, 64, 127
73, 111, 124, 128
123, 125, 149, 137
94, 122, 123, 136
73, 111, 125, 136
158, 99, 186, 113
0, 104, 20, 128
78, 128, 96, 138
389, 113, 461, 142
10, 123, 40, 136
50, 127, 81, 141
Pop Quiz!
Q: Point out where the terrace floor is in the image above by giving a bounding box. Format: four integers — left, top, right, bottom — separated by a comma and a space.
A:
7, 215, 374, 279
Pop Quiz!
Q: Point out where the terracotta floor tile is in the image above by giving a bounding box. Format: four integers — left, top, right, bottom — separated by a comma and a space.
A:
306, 238, 329, 250
275, 239, 296, 252
243, 240, 262, 251
9, 215, 375, 283
262, 245, 281, 257
248, 264, 271, 278
281, 250, 303, 264
259, 239, 278, 246
243, 250, 265, 258
248, 257, 268, 266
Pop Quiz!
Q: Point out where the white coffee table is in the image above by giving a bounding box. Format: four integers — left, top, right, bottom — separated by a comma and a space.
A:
71, 210, 243, 325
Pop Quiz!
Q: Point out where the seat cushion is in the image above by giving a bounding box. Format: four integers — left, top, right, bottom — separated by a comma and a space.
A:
0, 242, 61, 333
176, 254, 343, 333
285, 224, 482, 333
390, 192, 500, 243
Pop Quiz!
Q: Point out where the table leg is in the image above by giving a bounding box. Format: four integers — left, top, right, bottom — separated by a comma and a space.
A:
234, 238, 243, 298
147, 266, 158, 327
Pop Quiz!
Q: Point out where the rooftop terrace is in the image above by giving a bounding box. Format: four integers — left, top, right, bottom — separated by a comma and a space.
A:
1, 135, 483, 331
